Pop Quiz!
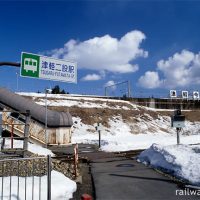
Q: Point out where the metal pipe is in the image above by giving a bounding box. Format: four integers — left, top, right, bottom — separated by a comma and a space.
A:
11, 124, 14, 148
0, 156, 46, 163
9, 161, 12, 200
0, 62, 20, 67
25, 161, 27, 200
23, 110, 31, 157
1, 162, 3, 200
39, 159, 41, 200
47, 155, 51, 200
17, 160, 19, 199
32, 160, 35, 200
45, 92, 48, 146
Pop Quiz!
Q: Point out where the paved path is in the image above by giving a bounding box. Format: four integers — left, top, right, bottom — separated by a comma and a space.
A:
91, 157, 199, 200
50, 144, 199, 200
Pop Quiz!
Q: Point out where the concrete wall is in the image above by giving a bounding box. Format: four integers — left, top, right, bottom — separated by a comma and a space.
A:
130, 98, 200, 110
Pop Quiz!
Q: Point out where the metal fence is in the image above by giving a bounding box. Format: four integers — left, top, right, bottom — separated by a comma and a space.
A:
0, 155, 51, 200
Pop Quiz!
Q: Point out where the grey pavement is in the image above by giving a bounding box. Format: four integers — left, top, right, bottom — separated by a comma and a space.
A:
49, 144, 199, 200
91, 157, 199, 200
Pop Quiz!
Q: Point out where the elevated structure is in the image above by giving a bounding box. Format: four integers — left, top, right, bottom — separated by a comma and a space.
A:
0, 87, 73, 146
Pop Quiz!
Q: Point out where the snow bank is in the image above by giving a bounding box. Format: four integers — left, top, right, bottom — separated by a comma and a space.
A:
0, 171, 76, 200
138, 144, 200, 185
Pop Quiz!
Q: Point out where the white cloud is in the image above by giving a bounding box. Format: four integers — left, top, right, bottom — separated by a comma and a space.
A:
48, 30, 147, 73
81, 73, 102, 81
138, 71, 161, 89
138, 50, 200, 89
105, 80, 117, 90
157, 50, 199, 87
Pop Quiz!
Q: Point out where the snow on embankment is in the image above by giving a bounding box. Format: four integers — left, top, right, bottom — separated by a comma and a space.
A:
138, 144, 200, 185
19, 92, 200, 151
18, 92, 137, 110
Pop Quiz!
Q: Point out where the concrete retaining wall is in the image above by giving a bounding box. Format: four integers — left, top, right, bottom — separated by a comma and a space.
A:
130, 98, 200, 110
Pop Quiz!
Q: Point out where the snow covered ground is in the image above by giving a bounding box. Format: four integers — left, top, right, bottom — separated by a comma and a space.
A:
13, 92, 200, 187
15, 92, 200, 154
18, 92, 200, 152
137, 144, 200, 186
72, 116, 200, 152
2, 139, 77, 200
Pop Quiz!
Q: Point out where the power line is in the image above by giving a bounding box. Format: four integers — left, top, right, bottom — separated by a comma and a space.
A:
105, 80, 131, 97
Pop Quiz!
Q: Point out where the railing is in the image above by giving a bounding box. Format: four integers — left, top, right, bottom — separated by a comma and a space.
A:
0, 110, 31, 157
1, 123, 25, 149
0, 155, 51, 200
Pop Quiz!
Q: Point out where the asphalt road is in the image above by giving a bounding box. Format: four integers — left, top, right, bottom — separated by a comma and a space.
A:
91, 157, 199, 200
50, 144, 199, 200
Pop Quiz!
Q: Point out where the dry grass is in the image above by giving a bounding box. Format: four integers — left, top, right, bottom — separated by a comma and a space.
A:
22, 94, 200, 129
49, 106, 161, 128
157, 110, 200, 122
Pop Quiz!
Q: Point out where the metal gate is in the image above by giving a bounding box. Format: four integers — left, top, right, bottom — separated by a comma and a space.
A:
0, 155, 51, 200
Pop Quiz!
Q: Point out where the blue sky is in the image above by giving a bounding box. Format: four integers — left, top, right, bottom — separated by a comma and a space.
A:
1, 0, 200, 97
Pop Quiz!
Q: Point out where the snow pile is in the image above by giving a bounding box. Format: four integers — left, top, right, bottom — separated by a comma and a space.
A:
72, 117, 200, 152
138, 144, 200, 185
0, 171, 76, 200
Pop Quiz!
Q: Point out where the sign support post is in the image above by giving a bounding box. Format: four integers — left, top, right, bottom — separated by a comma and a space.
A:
98, 129, 101, 149
176, 128, 180, 145
95, 123, 102, 149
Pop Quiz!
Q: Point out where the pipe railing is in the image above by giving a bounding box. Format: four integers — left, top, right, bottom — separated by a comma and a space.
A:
0, 62, 20, 67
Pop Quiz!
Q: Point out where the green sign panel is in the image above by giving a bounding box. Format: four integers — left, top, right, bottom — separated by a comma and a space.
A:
21, 52, 77, 83
21, 53, 40, 78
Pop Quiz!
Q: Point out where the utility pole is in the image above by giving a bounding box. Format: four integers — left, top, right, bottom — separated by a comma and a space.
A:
105, 87, 107, 97
16, 72, 19, 92
45, 88, 52, 147
128, 80, 131, 98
